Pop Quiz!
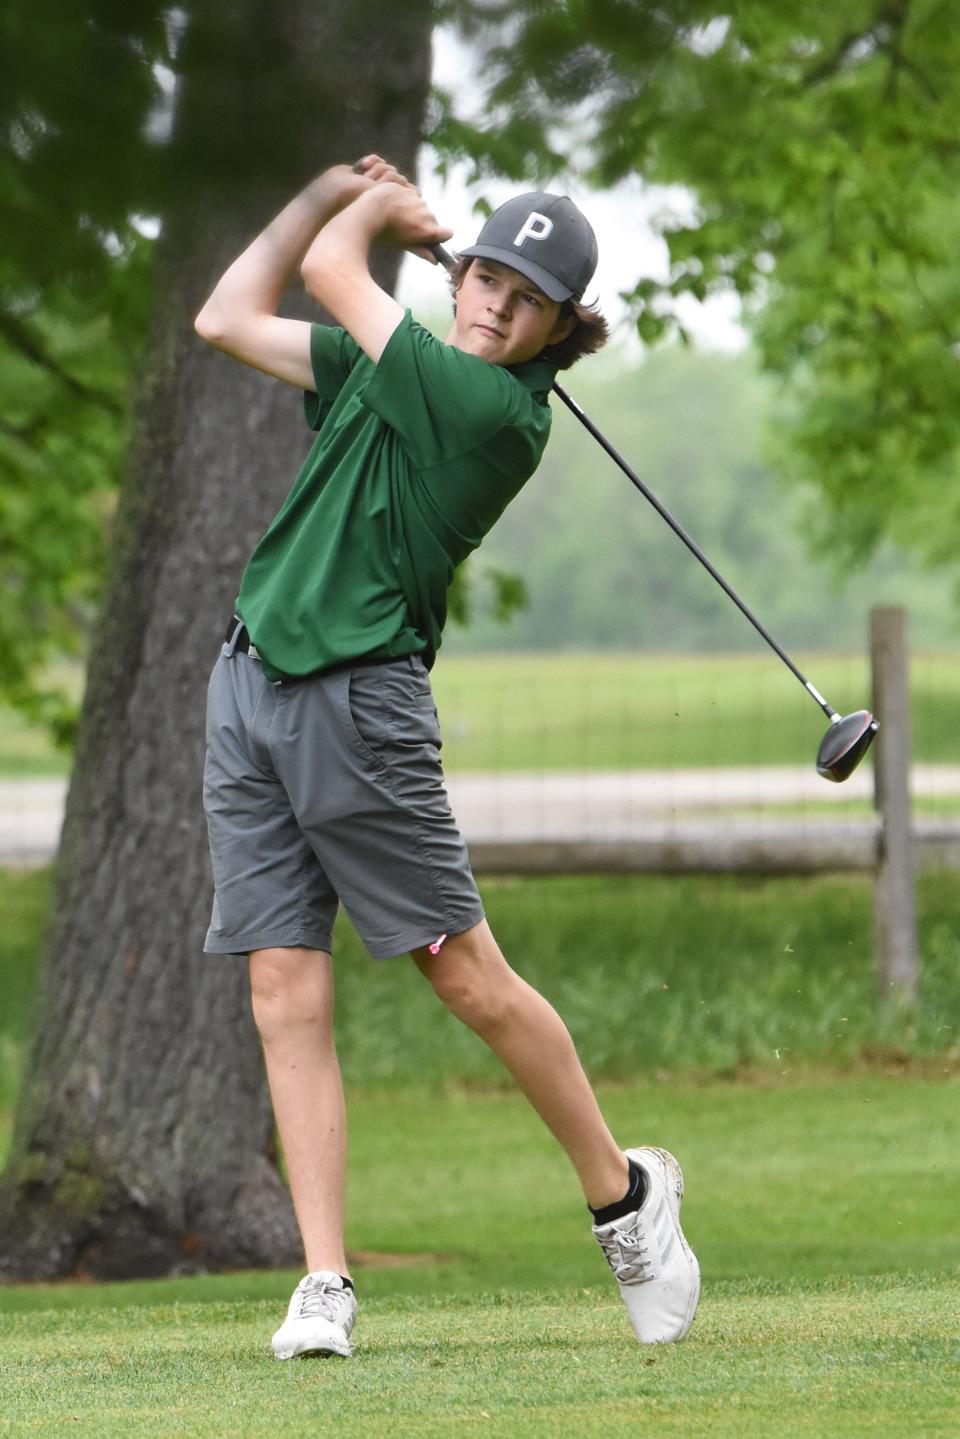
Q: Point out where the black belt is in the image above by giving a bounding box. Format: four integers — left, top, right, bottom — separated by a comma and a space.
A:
223, 616, 418, 679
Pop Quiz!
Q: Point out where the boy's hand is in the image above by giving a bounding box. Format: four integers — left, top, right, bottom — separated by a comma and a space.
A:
350, 154, 419, 190
354, 181, 452, 261
319, 154, 419, 213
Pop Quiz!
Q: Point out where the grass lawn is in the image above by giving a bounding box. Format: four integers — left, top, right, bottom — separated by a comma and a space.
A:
0, 704, 72, 779
2, 861, 957, 1435
3, 648, 960, 776
1, 1076, 957, 1437
1, 1279, 956, 1437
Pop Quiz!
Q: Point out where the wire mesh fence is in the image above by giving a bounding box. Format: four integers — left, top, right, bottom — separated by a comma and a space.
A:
0, 622, 957, 873
428, 631, 958, 881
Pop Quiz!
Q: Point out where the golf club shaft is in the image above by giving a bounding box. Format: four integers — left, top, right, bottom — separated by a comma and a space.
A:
550, 384, 840, 722
429, 241, 841, 725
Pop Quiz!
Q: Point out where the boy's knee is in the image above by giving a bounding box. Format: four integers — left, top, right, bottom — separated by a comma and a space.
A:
420, 942, 515, 1033
248, 946, 333, 1040
435, 970, 508, 1032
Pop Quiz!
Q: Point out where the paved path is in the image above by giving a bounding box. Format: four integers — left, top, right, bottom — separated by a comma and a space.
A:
3, 766, 960, 864
0, 781, 69, 866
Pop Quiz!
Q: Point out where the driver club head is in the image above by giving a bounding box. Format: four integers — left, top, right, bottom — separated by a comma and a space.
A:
816, 710, 879, 783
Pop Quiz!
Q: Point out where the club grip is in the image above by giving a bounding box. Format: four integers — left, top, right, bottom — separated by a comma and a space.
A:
430, 243, 456, 272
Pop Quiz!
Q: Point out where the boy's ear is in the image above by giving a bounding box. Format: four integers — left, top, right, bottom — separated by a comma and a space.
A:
548, 311, 576, 346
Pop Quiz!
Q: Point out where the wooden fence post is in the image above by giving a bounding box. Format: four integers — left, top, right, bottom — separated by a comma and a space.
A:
871, 606, 918, 1003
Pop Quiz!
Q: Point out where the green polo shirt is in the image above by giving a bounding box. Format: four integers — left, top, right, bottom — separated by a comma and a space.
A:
236, 311, 556, 682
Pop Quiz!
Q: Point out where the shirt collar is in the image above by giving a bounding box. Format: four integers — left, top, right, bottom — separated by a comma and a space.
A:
507, 356, 559, 399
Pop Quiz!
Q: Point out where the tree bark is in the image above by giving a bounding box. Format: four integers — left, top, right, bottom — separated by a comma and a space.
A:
0, 0, 433, 1280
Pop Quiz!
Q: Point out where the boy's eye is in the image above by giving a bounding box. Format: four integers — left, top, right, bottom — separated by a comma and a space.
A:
523, 293, 542, 307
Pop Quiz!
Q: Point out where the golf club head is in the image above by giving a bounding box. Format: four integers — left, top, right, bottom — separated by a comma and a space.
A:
816, 710, 879, 783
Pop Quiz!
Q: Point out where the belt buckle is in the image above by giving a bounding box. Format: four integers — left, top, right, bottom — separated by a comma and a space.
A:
222, 616, 244, 659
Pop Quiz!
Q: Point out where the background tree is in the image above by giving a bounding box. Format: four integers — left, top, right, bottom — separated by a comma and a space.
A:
433, 0, 960, 583
10, 2, 958, 737
0, 0, 510, 733
0, 0, 432, 1279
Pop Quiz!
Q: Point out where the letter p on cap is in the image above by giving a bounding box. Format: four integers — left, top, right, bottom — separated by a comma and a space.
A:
513, 211, 553, 247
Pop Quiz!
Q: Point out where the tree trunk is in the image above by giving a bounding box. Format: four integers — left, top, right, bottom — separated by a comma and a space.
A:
0, 0, 433, 1280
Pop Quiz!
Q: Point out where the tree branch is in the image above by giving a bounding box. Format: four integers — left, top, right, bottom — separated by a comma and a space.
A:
0, 313, 123, 416
802, 0, 911, 88
0, 413, 47, 445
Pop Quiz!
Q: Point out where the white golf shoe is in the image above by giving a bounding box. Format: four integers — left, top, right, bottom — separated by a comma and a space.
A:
592, 1147, 700, 1344
271, 1270, 357, 1359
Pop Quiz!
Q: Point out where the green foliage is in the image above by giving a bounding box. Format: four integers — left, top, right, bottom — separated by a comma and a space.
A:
0, 243, 153, 741
435, 1, 960, 580
0, 2, 170, 736
8, 1, 960, 738
446, 561, 528, 627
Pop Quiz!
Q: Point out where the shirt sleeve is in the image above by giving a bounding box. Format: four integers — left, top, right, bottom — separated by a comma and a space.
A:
362, 311, 524, 465
302, 323, 364, 431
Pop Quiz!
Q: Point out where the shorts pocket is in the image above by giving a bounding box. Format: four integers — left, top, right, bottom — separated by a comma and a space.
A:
346, 663, 442, 769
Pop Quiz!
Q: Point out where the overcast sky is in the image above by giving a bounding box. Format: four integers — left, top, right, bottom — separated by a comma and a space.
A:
396, 28, 747, 353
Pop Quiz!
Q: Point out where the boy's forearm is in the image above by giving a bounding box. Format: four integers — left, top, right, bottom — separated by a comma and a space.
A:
195, 169, 359, 335
296, 190, 410, 363
299, 192, 386, 306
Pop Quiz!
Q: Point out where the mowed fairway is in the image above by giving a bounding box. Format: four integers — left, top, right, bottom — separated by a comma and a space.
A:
2, 1076, 957, 1438
4, 649, 959, 776
431, 650, 957, 772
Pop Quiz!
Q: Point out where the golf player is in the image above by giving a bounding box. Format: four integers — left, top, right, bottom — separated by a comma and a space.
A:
195, 154, 699, 1358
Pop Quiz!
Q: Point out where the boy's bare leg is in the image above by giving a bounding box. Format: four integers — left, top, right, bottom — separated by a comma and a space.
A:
249, 946, 349, 1276
412, 921, 630, 1210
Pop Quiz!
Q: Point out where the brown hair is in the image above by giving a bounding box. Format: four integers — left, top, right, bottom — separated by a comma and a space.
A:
448, 256, 609, 370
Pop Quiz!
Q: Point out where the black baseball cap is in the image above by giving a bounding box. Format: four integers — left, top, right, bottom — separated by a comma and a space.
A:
460, 192, 599, 303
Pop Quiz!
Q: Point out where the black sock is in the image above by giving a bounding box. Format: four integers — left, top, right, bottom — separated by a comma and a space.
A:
589, 1159, 647, 1226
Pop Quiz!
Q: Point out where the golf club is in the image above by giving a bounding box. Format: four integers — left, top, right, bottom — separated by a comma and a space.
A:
429, 241, 879, 782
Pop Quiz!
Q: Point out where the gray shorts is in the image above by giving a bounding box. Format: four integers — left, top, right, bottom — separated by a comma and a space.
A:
202, 647, 484, 960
